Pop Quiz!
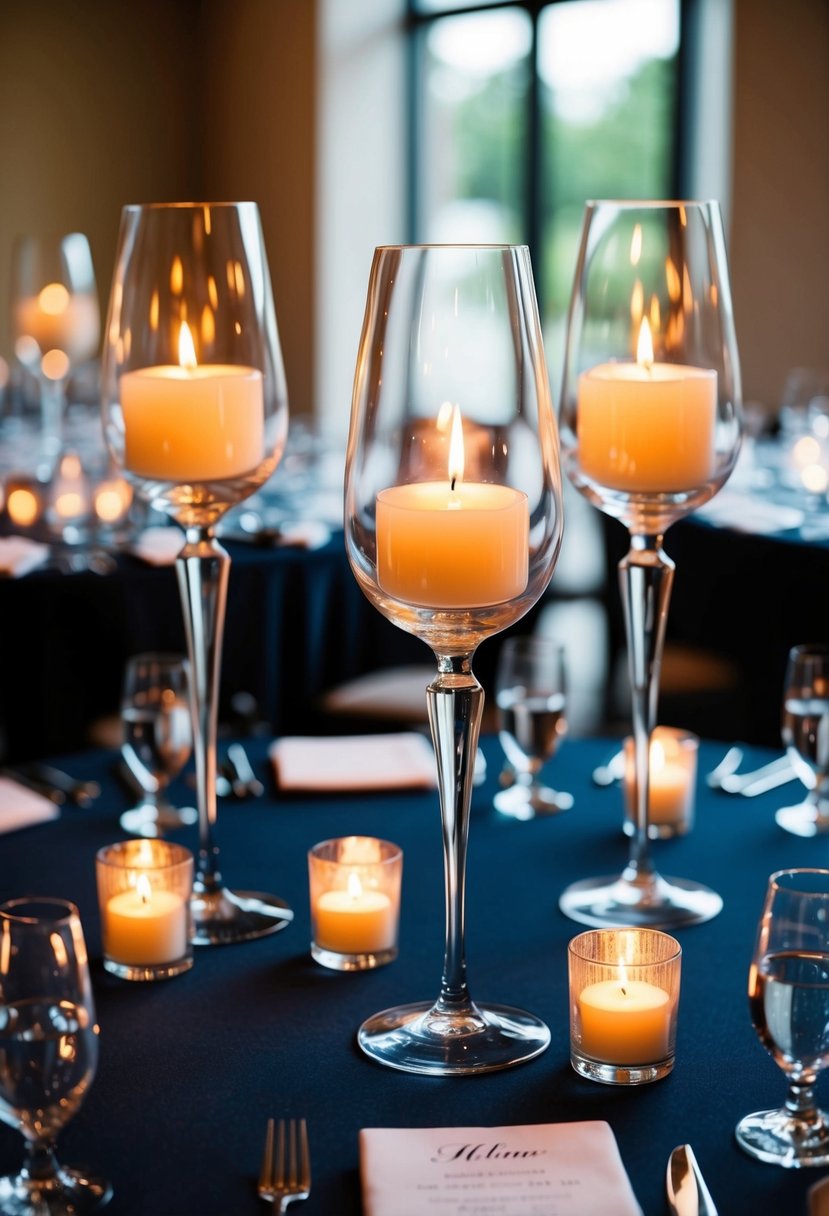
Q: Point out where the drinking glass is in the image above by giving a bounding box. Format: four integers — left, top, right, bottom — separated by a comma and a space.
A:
0, 897, 111, 1214
777, 644, 829, 837
10, 233, 100, 454
558, 201, 742, 928
736, 868, 829, 1166
345, 245, 564, 1074
119, 652, 197, 837
494, 635, 573, 819
101, 202, 291, 944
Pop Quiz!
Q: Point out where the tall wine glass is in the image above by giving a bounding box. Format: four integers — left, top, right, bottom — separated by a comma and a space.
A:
736, 869, 829, 1166
10, 233, 100, 455
101, 202, 291, 944
777, 644, 829, 837
345, 245, 564, 1075
494, 635, 573, 819
0, 897, 110, 1214
119, 652, 196, 838
558, 201, 742, 929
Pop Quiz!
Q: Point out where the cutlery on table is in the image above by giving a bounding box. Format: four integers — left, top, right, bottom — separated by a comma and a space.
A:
258, 1116, 311, 1212
226, 742, 265, 799
718, 754, 797, 796
27, 763, 101, 805
666, 1143, 718, 1216
704, 746, 743, 788
591, 747, 625, 787
2, 768, 66, 805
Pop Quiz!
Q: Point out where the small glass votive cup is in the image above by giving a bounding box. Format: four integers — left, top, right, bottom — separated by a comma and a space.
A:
568, 928, 681, 1086
623, 726, 699, 839
96, 839, 194, 981
308, 836, 402, 971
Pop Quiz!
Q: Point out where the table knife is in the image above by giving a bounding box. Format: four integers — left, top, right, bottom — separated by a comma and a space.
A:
666, 1144, 718, 1216
225, 743, 265, 798
27, 763, 101, 805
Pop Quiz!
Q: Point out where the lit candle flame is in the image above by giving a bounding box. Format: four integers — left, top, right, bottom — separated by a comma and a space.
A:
650, 738, 666, 773
448, 404, 464, 492
178, 320, 197, 369
136, 873, 153, 905
347, 871, 364, 901
618, 957, 628, 997
636, 317, 654, 371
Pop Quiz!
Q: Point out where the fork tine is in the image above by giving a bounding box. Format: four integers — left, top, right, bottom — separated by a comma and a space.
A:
259, 1117, 275, 1193
298, 1118, 311, 1192
276, 1118, 286, 1189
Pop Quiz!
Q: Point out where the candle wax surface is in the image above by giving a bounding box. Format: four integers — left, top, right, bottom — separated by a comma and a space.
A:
376, 481, 529, 609
578, 361, 717, 493
104, 888, 188, 965
578, 978, 672, 1064
314, 889, 395, 954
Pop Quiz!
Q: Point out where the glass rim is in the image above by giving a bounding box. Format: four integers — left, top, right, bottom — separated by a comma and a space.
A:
121, 200, 259, 214
96, 840, 194, 872
769, 867, 829, 893
568, 927, 682, 964
308, 836, 403, 864
373, 243, 529, 253
584, 198, 719, 210
789, 642, 829, 657
0, 895, 79, 926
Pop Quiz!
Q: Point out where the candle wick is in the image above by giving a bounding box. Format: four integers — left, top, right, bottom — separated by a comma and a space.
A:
620, 986, 627, 996
450, 475, 456, 492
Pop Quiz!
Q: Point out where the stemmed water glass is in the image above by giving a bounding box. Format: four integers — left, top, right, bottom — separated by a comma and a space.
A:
345, 244, 564, 1074
101, 202, 291, 944
10, 233, 100, 455
494, 635, 573, 819
0, 897, 111, 1214
119, 652, 197, 838
736, 869, 829, 1167
777, 644, 829, 837
558, 200, 742, 928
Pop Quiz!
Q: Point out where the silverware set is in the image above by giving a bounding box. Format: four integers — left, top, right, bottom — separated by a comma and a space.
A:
3, 762, 101, 806
666, 1144, 718, 1216
258, 1117, 311, 1212
591, 743, 797, 798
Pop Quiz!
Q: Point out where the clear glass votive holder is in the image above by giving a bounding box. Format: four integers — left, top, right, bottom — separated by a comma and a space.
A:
623, 726, 699, 839
568, 928, 681, 1086
308, 836, 402, 971
96, 839, 194, 981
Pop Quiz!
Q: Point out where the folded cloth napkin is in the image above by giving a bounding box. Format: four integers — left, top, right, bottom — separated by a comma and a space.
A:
0, 536, 50, 578
269, 732, 436, 791
0, 777, 60, 833
130, 526, 183, 566
696, 490, 804, 535
360, 1122, 642, 1216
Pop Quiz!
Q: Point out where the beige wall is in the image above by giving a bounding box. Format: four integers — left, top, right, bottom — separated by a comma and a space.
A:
730, 0, 829, 406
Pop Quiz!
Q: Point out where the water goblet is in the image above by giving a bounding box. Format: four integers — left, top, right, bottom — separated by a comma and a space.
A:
776, 644, 829, 836
10, 233, 100, 455
119, 652, 197, 837
557, 200, 742, 928
494, 635, 573, 819
736, 868, 829, 1167
101, 202, 291, 944
345, 244, 564, 1074
0, 897, 111, 1214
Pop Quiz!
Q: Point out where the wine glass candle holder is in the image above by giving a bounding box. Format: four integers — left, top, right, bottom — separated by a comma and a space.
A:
345, 245, 563, 1075
102, 202, 291, 944
558, 201, 742, 929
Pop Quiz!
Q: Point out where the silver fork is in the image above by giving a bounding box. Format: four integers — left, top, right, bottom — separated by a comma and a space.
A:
258, 1117, 311, 1212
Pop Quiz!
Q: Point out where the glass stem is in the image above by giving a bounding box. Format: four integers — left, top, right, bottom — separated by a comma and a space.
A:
786, 1077, 821, 1123
21, 1139, 60, 1185
619, 534, 675, 887
176, 527, 229, 897
427, 655, 483, 1016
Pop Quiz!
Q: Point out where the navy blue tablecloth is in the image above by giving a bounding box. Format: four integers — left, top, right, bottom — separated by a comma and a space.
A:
0, 734, 826, 1215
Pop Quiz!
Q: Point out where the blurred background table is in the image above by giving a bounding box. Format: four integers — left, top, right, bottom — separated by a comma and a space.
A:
0, 733, 824, 1215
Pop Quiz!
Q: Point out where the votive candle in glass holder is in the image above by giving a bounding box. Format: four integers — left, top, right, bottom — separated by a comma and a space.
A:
308, 836, 402, 971
568, 928, 681, 1085
96, 839, 193, 981
623, 727, 699, 839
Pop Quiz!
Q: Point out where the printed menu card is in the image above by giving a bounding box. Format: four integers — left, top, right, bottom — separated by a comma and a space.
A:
360, 1121, 643, 1216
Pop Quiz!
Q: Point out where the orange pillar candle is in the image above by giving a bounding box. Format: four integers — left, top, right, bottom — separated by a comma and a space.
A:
120, 322, 264, 482
578, 318, 717, 493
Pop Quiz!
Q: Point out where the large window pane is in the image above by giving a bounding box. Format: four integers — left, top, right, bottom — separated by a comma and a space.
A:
417, 8, 531, 242
539, 0, 679, 356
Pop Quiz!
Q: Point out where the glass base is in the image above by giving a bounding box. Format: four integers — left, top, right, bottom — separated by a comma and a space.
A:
0, 1165, 112, 1214
775, 802, 829, 837
494, 782, 574, 819
571, 1049, 673, 1086
311, 942, 397, 971
103, 955, 193, 982
357, 999, 550, 1076
191, 887, 293, 946
735, 1106, 829, 1167
559, 872, 722, 929
119, 801, 198, 838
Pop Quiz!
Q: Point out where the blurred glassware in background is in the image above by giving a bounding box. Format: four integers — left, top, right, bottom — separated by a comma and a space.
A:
9, 233, 100, 458
776, 643, 829, 838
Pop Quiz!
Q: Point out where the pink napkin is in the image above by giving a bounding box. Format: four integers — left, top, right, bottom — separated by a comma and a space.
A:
359, 1122, 642, 1216
0, 777, 60, 833
0, 536, 49, 578
130, 526, 183, 566
269, 732, 436, 791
